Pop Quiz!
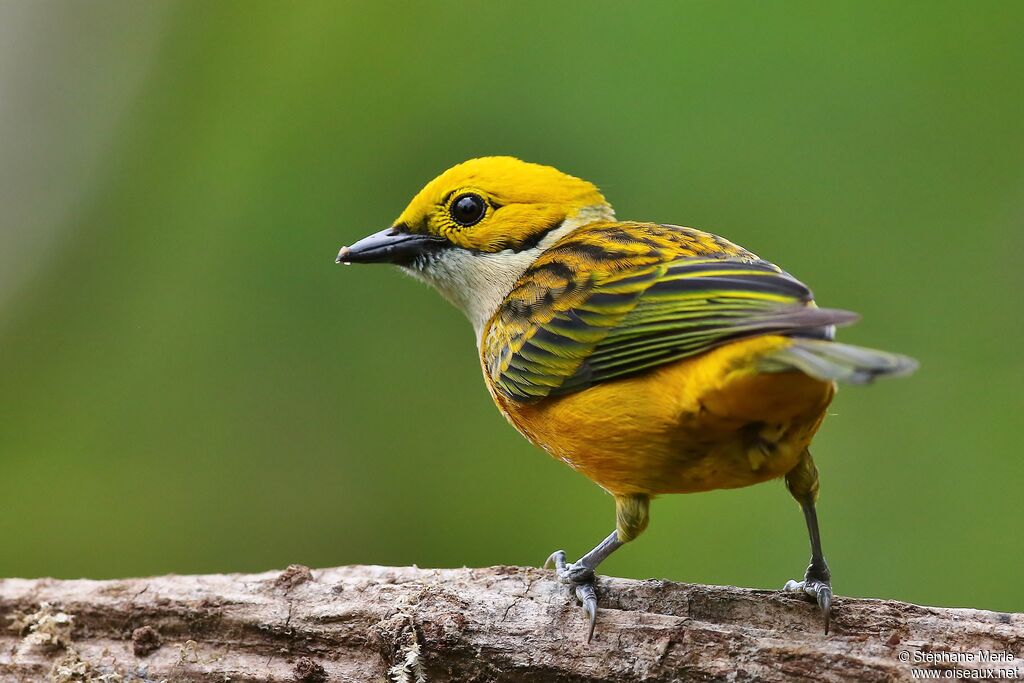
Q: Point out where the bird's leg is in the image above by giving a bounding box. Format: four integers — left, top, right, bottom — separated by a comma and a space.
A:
784, 500, 832, 631
544, 493, 649, 642
783, 449, 833, 633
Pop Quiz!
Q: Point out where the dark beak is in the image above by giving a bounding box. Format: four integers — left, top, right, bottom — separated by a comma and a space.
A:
335, 227, 446, 265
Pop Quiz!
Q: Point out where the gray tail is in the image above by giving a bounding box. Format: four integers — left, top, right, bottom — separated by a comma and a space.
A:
760, 338, 918, 384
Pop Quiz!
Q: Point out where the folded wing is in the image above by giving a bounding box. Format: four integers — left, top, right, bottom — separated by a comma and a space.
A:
485, 254, 858, 401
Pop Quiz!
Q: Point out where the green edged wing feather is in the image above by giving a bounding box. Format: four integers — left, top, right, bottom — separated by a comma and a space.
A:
486, 255, 858, 402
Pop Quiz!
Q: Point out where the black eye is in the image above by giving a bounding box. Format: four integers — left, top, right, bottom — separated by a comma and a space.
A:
450, 193, 487, 227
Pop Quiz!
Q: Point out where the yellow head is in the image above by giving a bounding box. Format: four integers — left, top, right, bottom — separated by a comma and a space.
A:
338, 157, 614, 333
393, 156, 609, 252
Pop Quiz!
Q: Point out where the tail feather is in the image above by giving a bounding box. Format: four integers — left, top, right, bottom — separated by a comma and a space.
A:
760, 338, 918, 384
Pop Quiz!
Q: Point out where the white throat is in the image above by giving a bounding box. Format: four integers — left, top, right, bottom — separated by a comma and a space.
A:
401, 204, 614, 342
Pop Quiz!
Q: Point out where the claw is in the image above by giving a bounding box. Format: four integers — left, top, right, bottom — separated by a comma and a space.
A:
545, 550, 566, 571
578, 584, 598, 643
818, 585, 832, 634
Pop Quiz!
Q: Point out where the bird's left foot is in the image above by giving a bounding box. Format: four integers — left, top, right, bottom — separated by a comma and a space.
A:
784, 560, 833, 634
544, 550, 599, 642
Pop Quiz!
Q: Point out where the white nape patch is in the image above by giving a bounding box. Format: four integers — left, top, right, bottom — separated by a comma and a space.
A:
401, 204, 614, 342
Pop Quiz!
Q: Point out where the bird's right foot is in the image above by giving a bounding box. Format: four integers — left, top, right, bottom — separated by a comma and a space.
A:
784, 560, 833, 634
544, 549, 599, 643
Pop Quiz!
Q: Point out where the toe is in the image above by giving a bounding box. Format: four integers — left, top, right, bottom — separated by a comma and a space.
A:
544, 550, 567, 571
564, 564, 595, 584
817, 585, 833, 634
575, 583, 598, 643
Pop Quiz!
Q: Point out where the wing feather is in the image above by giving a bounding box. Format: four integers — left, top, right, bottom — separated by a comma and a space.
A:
483, 223, 857, 401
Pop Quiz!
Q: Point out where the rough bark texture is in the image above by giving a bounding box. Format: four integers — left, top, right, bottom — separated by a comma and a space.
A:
1, 564, 1021, 682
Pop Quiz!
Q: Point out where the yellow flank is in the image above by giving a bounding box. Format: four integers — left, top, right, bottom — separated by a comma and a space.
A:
490, 335, 834, 496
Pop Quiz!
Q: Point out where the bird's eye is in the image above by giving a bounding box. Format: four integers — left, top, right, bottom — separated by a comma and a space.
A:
450, 193, 487, 227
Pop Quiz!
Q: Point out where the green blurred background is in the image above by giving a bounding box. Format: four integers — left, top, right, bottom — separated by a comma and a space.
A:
1, 1, 1022, 614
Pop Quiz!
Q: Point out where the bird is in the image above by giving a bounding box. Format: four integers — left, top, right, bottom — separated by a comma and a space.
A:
336, 156, 916, 641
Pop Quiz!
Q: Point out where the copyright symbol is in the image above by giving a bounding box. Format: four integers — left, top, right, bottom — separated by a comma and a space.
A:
899, 651, 910, 662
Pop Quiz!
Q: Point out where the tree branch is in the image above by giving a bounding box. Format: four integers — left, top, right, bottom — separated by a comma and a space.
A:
1, 565, 1021, 682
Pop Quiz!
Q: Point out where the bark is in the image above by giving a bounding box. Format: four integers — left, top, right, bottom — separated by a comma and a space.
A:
1, 564, 1021, 682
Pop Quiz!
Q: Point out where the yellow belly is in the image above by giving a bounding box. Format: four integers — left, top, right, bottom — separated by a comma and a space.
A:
490, 335, 834, 496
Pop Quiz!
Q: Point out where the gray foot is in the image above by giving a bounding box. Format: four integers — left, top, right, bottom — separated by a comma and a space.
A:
545, 550, 599, 643
784, 562, 833, 634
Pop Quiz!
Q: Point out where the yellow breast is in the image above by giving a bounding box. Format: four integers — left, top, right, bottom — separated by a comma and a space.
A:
487, 335, 834, 496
